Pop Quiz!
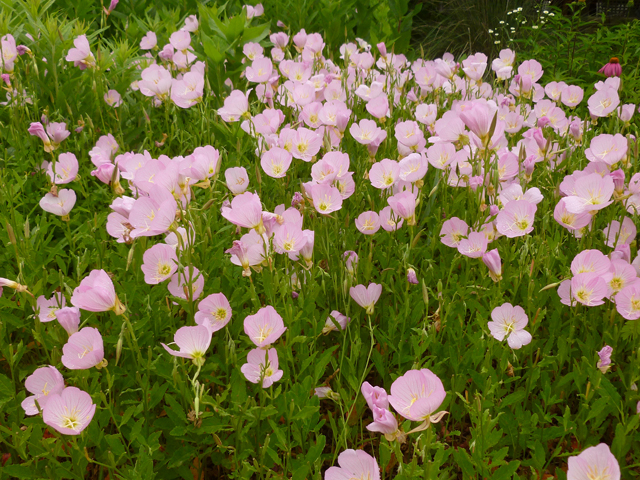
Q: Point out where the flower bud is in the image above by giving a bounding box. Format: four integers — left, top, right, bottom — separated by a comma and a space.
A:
482, 249, 502, 282
407, 268, 418, 285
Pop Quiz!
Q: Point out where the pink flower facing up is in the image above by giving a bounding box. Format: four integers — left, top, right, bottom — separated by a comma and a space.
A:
140, 31, 157, 50
71, 269, 125, 315
55, 307, 81, 335
261, 148, 292, 178
244, 305, 287, 348
482, 249, 502, 282
588, 88, 620, 117
355, 211, 380, 235
388, 369, 447, 430
162, 325, 212, 366
42, 386, 96, 435
388, 191, 417, 226
36, 292, 66, 323
141, 244, 178, 284
274, 223, 307, 256
496, 200, 537, 238
309, 183, 343, 215
61, 327, 105, 370
350, 283, 383, 315
21, 366, 65, 416
567, 443, 620, 480
325, 450, 381, 480
195, 293, 232, 334
47, 153, 79, 184
322, 310, 351, 333
225, 166, 250, 194
104, 90, 123, 107
571, 273, 608, 306
379, 206, 403, 232
488, 303, 532, 349
221, 191, 265, 233
168, 266, 205, 300
39, 189, 77, 219
597, 345, 613, 373
241, 348, 283, 388
65, 35, 95, 70
457, 231, 488, 258
603, 217, 636, 248
616, 283, 640, 320
440, 217, 469, 248
585, 134, 627, 166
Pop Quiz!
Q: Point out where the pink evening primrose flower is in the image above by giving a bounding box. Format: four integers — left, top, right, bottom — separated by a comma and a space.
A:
457, 231, 488, 258
35, 292, 66, 323
325, 450, 381, 480
597, 345, 613, 373
440, 217, 469, 248
309, 183, 343, 215
322, 310, 351, 333
104, 90, 123, 107
567, 443, 620, 480
274, 223, 307, 255
21, 366, 65, 416
140, 31, 157, 50
495, 200, 537, 238
482, 249, 502, 282
571, 272, 608, 306
588, 88, 620, 117
141, 244, 178, 285
221, 191, 265, 233
379, 206, 404, 232
388, 191, 417, 226
603, 217, 636, 248
488, 303, 532, 349
42, 386, 96, 435
615, 283, 640, 320
350, 283, 383, 315
195, 293, 232, 334
65, 35, 95, 70
71, 269, 125, 314
241, 348, 283, 388
225, 166, 250, 194
585, 134, 627, 166
61, 327, 105, 370
167, 266, 204, 301
39, 189, 77, 218
162, 325, 212, 366
355, 211, 381, 235
388, 369, 447, 424
47, 153, 79, 184
261, 148, 292, 178
562, 173, 614, 214
244, 305, 287, 348
55, 307, 81, 336
369, 159, 400, 189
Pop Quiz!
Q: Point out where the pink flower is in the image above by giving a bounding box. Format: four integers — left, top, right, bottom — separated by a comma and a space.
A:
55, 307, 80, 335
42, 386, 96, 435
218, 90, 249, 122
28, 122, 52, 151
603, 218, 636, 248
323, 310, 351, 333
379, 206, 403, 232
225, 167, 250, 194
388, 369, 446, 422
195, 293, 232, 334
71, 269, 124, 314
104, 89, 122, 107
407, 268, 418, 285
141, 244, 178, 284
553, 198, 592, 233
588, 88, 620, 117
561, 85, 584, 108
488, 303, 532, 349
167, 266, 204, 301
325, 450, 380, 480
369, 159, 400, 189
291, 127, 322, 162
244, 306, 286, 347
162, 325, 212, 366
462, 52, 487, 81
39, 189, 76, 218
309, 183, 343, 215
571, 272, 608, 306
567, 443, 620, 480
65, 35, 95, 70
598, 57, 622, 77
440, 217, 469, 248
47, 153, 78, 184
564, 174, 614, 214
388, 191, 417, 226
274, 223, 307, 255
261, 148, 292, 178
366, 94, 390, 119
615, 283, 640, 320
355, 211, 380, 235
36, 292, 66, 323
21, 366, 65, 416
367, 404, 399, 435
246, 57, 273, 83
361, 382, 389, 410
571, 250, 611, 276
457, 231, 488, 258
350, 119, 384, 145
226, 237, 265, 277
128, 194, 177, 239
496, 200, 537, 238
585, 134, 627, 166
221, 191, 265, 232
171, 71, 204, 108
482, 249, 502, 282
597, 345, 613, 373
140, 31, 157, 50
138, 65, 172, 102
399, 153, 428, 182
350, 283, 382, 315
61, 327, 104, 370
241, 348, 283, 387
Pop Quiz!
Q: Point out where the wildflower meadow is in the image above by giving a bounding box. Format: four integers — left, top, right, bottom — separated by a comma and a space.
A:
1, 0, 640, 478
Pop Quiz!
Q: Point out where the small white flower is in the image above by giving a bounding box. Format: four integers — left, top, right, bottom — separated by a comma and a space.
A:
494, 40, 500, 44
532, 25, 538, 29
